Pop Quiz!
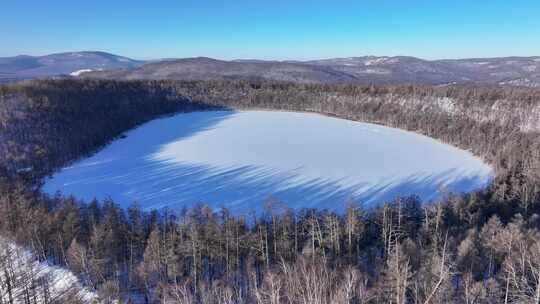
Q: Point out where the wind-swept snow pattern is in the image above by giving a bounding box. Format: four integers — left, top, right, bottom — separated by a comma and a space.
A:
43, 111, 493, 214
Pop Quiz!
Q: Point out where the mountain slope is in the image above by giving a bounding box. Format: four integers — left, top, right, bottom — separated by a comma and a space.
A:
83, 57, 358, 83
3, 52, 539, 86
0, 51, 144, 82
83, 55, 540, 87
305, 56, 540, 86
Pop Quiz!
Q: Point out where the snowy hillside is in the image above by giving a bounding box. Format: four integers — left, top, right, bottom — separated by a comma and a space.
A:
0, 238, 98, 303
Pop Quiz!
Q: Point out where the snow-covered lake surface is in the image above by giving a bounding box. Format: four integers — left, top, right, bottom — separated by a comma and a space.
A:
43, 111, 493, 213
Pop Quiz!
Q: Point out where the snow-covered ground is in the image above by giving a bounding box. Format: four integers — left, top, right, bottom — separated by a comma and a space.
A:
70, 69, 93, 76
0, 238, 98, 303
43, 111, 493, 214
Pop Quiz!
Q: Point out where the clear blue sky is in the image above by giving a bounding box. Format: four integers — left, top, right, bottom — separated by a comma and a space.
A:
2, 0, 539, 60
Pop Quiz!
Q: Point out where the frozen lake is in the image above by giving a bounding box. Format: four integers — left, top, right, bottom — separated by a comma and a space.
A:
43, 111, 493, 213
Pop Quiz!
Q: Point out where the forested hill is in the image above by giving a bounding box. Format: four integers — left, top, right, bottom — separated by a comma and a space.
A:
82, 56, 540, 87
1, 79, 540, 302
0, 51, 144, 82
3, 53, 540, 87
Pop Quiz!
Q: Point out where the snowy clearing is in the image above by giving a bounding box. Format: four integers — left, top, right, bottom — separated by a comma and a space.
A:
43, 111, 493, 214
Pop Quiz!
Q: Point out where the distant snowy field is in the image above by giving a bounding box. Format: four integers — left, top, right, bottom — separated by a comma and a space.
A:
43, 111, 493, 213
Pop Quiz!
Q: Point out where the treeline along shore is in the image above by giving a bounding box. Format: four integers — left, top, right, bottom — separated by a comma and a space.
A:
1, 79, 540, 303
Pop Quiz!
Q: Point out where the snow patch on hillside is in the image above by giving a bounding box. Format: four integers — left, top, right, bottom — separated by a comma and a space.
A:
357, 68, 391, 74
435, 97, 458, 114
0, 238, 98, 303
499, 78, 538, 87
70, 69, 93, 76
364, 57, 398, 66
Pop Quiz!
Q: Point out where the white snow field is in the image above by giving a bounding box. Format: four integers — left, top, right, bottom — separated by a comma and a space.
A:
43, 111, 493, 214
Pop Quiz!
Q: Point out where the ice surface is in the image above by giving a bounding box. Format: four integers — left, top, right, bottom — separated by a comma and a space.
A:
43, 111, 493, 214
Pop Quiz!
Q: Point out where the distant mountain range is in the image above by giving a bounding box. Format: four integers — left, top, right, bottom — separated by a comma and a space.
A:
2, 51, 540, 87
0, 51, 144, 82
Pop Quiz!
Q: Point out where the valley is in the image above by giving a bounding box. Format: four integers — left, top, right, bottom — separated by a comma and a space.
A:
3, 1, 540, 302
0, 79, 539, 303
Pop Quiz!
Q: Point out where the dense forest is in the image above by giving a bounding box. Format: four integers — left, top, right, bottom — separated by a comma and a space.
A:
1, 79, 540, 303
